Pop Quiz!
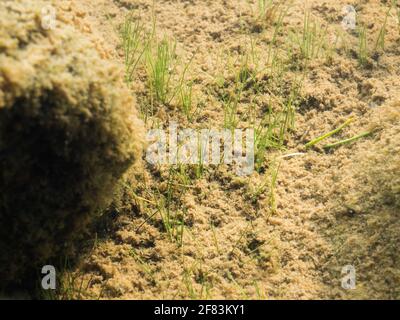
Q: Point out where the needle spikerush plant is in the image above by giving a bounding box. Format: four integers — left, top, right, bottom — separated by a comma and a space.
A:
289, 10, 328, 63
179, 81, 195, 121
253, 102, 282, 172
121, 16, 153, 83
134, 161, 196, 247
252, 80, 301, 173
254, 0, 292, 31
146, 37, 178, 105
145, 36, 194, 110
250, 160, 280, 213
305, 117, 373, 150
305, 118, 354, 148
256, 0, 280, 25
375, 5, 391, 52
358, 24, 369, 66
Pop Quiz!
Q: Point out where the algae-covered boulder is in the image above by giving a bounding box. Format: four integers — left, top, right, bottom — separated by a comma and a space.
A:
0, 0, 144, 287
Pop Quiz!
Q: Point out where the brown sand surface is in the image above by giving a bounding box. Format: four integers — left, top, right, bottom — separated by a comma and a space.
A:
52, 0, 400, 299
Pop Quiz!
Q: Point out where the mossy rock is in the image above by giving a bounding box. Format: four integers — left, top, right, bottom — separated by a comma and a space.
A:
0, 0, 144, 288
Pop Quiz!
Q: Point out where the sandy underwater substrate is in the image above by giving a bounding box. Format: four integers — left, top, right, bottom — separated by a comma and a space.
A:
1, 0, 400, 299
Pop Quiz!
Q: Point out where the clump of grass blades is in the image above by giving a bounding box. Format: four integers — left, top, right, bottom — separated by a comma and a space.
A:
253, 84, 300, 172
146, 38, 178, 105
279, 84, 299, 142
183, 267, 211, 300
267, 6, 289, 59
215, 39, 300, 172
121, 16, 152, 83
246, 58, 301, 172
254, 106, 282, 171
179, 81, 195, 121
158, 166, 190, 245
220, 58, 247, 130
357, 3, 394, 67
145, 36, 193, 109
137, 164, 194, 246
178, 50, 198, 122
256, 0, 281, 25
250, 160, 280, 213
357, 24, 369, 66
290, 11, 328, 62
223, 95, 240, 130
374, 5, 392, 52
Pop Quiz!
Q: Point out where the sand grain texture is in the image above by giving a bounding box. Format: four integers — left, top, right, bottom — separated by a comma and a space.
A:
41, 0, 400, 299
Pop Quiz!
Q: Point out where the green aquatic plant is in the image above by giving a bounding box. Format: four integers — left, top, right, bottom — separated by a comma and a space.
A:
358, 24, 369, 66
323, 131, 372, 149
146, 37, 178, 104
305, 118, 354, 148
121, 16, 151, 82
374, 6, 391, 52
290, 10, 328, 62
